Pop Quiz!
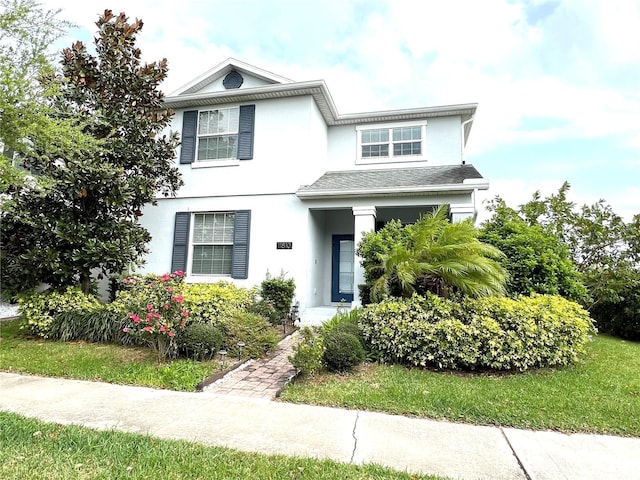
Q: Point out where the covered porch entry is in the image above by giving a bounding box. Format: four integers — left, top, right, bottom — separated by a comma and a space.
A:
304, 205, 437, 313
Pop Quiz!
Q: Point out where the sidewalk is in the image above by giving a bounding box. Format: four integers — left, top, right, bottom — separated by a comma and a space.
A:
1, 372, 638, 480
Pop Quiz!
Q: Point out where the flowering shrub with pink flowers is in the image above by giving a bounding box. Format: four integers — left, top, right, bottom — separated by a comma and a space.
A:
118, 271, 189, 360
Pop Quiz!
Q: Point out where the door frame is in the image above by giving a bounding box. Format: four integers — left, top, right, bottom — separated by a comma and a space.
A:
331, 234, 355, 303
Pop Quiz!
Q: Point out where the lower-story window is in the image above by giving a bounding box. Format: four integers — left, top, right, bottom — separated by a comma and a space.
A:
191, 212, 235, 275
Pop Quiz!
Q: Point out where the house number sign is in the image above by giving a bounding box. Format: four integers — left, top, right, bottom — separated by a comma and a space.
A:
276, 242, 293, 250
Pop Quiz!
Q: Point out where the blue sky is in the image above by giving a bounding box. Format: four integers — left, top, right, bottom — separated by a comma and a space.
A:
41, 0, 640, 221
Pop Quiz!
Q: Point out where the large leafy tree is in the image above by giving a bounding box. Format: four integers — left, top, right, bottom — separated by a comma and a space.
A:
487, 182, 640, 340
0, 0, 94, 190
361, 206, 507, 302
480, 198, 588, 302
1, 10, 183, 295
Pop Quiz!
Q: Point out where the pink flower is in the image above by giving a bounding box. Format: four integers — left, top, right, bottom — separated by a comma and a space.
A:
143, 326, 152, 333
168, 330, 175, 338
167, 287, 173, 293
123, 278, 130, 284
132, 314, 140, 324
160, 325, 167, 333
163, 304, 169, 310
171, 295, 184, 303
179, 322, 186, 328
146, 304, 153, 311
161, 274, 170, 282
146, 312, 153, 320
175, 271, 184, 277
181, 310, 189, 318
122, 327, 129, 333
154, 313, 161, 319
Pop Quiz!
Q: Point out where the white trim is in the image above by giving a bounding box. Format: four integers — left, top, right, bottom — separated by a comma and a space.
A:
164, 81, 476, 131
170, 57, 294, 96
186, 211, 235, 278
190, 159, 240, 169
296, 181, 490, 200
356, 122, 427, 164
194, 106, 240, 162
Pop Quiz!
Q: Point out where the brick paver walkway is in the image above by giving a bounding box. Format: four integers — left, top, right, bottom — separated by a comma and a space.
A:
202, 331, 301, 399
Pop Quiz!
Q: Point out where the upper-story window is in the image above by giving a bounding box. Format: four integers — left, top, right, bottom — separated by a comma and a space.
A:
179, 104, 255, 166
357, 122, 426, 164
197, 107, 240, 161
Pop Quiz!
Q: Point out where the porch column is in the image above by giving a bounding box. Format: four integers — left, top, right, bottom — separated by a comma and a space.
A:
449, 203, 475, 223
352, 206, 376, 306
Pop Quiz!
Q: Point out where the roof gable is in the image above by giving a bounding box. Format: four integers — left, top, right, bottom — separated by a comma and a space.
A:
170, 57, 294, 96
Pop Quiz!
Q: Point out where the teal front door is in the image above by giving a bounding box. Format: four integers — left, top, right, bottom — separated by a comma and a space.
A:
331, 234, 354, 303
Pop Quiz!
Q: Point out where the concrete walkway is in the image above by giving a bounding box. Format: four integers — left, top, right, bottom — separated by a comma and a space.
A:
1, 372, 639, 480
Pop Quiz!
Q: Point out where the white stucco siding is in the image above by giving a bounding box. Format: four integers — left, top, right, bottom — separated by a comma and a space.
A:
425, 116, 463, 165
325, 116, 464, 170
195, 75, 274, 94
139, 194, 313, 307
172, 96, 327, 198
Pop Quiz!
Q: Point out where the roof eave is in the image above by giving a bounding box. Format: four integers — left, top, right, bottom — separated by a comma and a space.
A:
164, 82, 477, 127
296, 180, 490, 200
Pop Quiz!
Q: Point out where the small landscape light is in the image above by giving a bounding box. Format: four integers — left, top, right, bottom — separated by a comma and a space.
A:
218, 349, 227, 369
237, 342, 245, 359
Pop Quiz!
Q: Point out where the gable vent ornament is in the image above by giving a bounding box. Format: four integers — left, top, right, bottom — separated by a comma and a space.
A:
223, 70, 244, 89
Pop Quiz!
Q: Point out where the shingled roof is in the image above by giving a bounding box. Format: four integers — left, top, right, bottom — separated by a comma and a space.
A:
296, 164, 487, 199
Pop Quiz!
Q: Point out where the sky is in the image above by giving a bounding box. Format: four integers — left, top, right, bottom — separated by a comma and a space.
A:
37, 0, 640, 222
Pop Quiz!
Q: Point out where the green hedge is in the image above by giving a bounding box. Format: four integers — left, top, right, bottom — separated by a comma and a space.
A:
182, 282, 254, 324
18, 287, 102, 338
359, 293, 596, 371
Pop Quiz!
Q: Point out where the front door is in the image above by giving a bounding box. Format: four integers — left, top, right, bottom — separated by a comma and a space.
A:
331, 234, 354, 303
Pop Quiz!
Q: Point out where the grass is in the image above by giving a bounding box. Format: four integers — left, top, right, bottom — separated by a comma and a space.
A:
0, 412, 445, 480
281, 335, 640, 437
0, 319, 218, 391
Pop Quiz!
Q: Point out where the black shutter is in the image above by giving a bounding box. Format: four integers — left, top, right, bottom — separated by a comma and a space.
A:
171, 212, 191, 272
237, 105, 255, 160
180, 110, 198, 164
231, 210, 251, 279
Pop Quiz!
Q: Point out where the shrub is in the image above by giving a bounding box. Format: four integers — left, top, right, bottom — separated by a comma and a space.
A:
50, 304, 130, 344
587, 267, 640, 341
177, 322, 225, 361
322, 330, 365, 372
257, 272, 296, 323
289, 327, 324, 376
118, 272, 188, 360
222, 312, 279, 359
479, 202, 587, 302
360, 293, 595, 371
182, 282, 254, 324
18, 287, 101, 338
321, 308, 362, 336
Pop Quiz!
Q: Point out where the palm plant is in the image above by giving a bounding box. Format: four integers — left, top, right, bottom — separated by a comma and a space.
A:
369, 206, 507, 301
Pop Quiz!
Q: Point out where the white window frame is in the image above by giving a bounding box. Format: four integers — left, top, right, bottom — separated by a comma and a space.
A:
356, 121, 427, 165
195, 106, 240, 166
188, 212, 235, 277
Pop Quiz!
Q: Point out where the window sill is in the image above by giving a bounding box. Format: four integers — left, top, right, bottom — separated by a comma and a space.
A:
191, 159, 240, 169
355, 156, 427, 166
185, 275, 232, 283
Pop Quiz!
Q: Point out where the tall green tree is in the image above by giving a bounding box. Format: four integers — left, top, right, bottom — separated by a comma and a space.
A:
1, 10, 183, 295
0, 0, 94, 191
480, 198, 588, 302
488, 183, 639, 340
362, 206, 507, 302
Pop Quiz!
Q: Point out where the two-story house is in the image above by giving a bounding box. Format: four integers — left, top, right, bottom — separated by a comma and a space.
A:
139, 58, 488, 321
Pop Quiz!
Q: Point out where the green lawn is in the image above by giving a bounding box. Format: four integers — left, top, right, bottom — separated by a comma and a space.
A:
281, 335, 640, 437
0, 319, 218, 391
0, 412, 444, 480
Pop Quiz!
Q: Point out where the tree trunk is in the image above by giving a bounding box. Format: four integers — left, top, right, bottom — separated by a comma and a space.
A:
80, 272, 91, 294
